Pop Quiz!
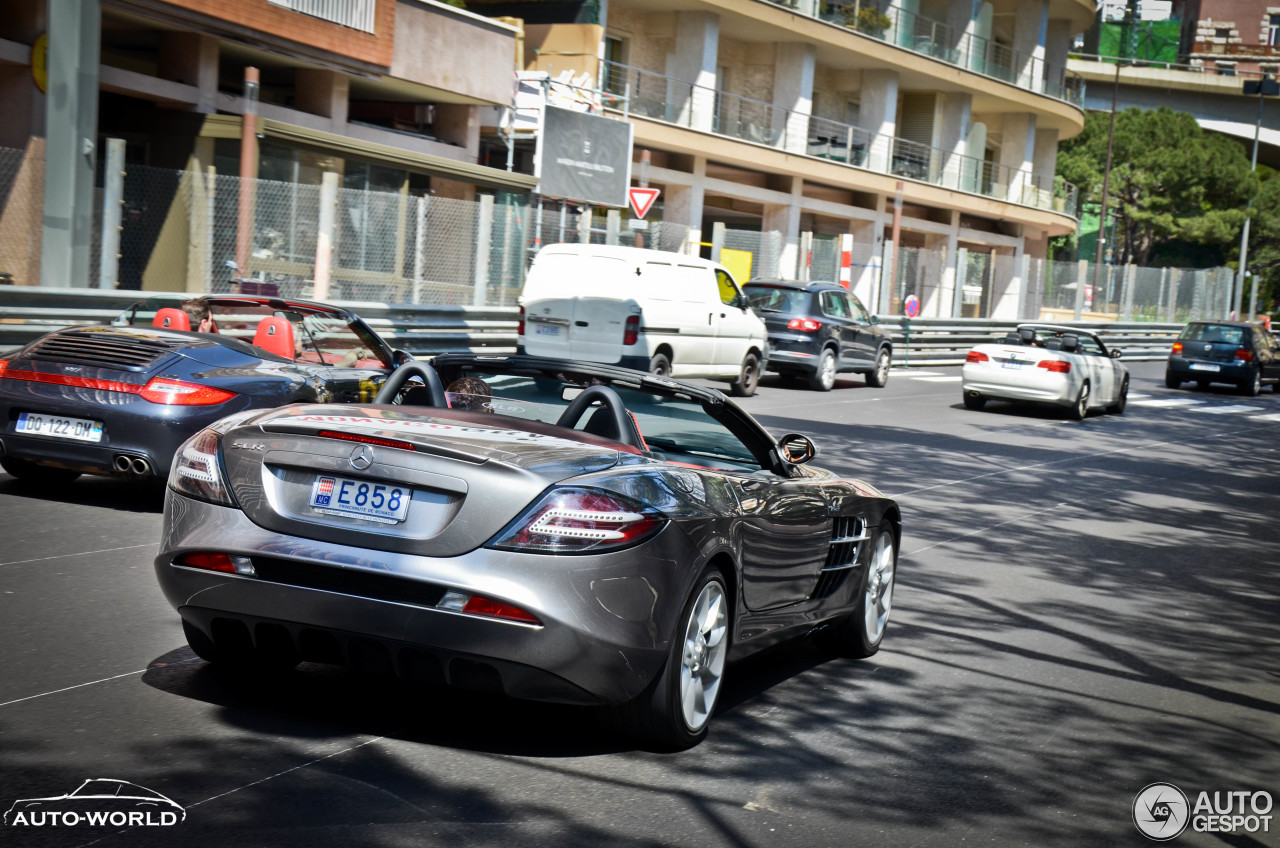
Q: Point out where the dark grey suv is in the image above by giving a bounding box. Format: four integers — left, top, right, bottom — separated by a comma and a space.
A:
1165, 320, 1280, 396
743, 280, 893, 391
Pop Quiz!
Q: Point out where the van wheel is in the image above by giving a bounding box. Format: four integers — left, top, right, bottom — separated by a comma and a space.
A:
729, 353, 759, 397
648, 353, 672, 377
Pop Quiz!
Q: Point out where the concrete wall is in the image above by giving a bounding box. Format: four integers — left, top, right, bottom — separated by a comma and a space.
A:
393, 2, 520, 104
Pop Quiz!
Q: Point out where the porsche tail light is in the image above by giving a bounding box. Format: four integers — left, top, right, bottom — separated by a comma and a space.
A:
1037, 359, 1071, 374
623, 315, 640, 346
1171, 342, 1183, 354
1234, 347, 1253, 362
140, 377, 236, 406
965, 350, 989, 363
517, 306, 525, 337
169, 428, 236, 507
787, 317, 822, 332
0, 359, 7, 379
488, 487, 665, 554
177, 552, 255, 575
437, 590, 541, 625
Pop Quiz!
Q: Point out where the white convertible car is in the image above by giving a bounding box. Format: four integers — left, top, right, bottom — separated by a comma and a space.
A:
961, 324, 1129, 420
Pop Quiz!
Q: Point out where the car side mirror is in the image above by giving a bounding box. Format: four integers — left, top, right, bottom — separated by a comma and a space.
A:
1110, 348, 1123, 359
778, 433, 816, 465
869, 315, 880, 325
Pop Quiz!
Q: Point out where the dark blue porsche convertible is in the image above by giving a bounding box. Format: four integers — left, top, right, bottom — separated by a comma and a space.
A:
0, 295, 404, 485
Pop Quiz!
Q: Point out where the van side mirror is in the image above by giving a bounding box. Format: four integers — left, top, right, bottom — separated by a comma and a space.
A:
735, 293, 750, 310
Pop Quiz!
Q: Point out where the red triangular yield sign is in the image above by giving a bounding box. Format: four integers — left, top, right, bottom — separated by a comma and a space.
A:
628, 187, 660, 219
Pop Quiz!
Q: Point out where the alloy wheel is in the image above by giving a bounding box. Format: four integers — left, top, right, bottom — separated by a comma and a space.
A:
679, 579, 728, 733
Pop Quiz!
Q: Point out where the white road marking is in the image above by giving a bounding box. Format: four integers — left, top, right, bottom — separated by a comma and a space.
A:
1130, 398, 1201, 408
1187, 404, 1268, 415
0, 543, 155, 567
899, 370, 945, 376
0, 669, 146, 709
912, 376, 963, 383
1128, 393, 1152, 399
1249, 412, 1280, 422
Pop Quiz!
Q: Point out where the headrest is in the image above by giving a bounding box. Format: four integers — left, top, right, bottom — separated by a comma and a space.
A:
1017, 327, 1036, 344
253, 316, 295, 360
1060, 334, 1079, 353
153, 308, 190, 331
1002, 334, 1023, 345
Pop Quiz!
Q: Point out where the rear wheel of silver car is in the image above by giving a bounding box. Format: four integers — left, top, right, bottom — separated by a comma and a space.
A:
0, 456, 81, 485
822, 521, 896, 658
1106, 376, 1129, 414
866, 348, 891, 388
1069, 381, 1090, 421
648, 352, 672, 378
622, 568, 729, 750
963, 392, 986, 411
729, 353, 759, 397
811, 348, 837, 392
1240, 368, 1262, 397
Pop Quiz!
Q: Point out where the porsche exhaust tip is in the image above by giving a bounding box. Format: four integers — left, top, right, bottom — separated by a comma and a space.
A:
113, 455, 152, 476
130, 457, 152, 476
113, 455, 133, 473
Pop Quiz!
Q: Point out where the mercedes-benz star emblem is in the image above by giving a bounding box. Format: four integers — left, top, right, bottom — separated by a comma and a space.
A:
349, 444, 375, 470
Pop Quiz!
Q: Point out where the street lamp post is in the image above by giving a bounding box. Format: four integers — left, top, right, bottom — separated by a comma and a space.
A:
1240, 76, 1278, 320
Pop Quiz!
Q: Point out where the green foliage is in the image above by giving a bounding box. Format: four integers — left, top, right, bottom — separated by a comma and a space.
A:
839, 4, 892, 37
1249, 168, 1280, 312
1057, 106, 1258, 267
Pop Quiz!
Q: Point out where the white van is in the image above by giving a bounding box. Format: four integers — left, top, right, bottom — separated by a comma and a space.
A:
517, 245, 769, 396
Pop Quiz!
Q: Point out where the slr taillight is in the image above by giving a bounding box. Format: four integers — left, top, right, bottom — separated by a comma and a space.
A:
487, 487, 665, 554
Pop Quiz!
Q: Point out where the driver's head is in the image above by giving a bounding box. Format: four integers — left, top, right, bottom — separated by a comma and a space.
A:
181, 298, 213, 333
446, 376, 493, 412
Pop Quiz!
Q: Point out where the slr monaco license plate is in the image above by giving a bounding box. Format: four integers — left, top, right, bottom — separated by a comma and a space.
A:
15, 411, 104, 443
309, 474, 410, 524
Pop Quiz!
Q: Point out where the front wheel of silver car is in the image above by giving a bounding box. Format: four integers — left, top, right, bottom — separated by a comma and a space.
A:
1106, 376, 1129, 414
617, 568, 729, 750
866, 348, 891, 388
821, 521, 897, 658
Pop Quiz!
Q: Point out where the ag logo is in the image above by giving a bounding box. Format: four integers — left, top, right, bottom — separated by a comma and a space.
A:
1133, 783, 1190, 840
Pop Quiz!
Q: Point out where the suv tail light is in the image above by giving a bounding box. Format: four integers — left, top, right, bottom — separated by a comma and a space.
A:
1037, 359, 1071, 374
787, 317, 822, 332
140, 377, 235, 406
965, 350, 989, 363
1234, 347, 1253, 362
623, 315, 640, 346
487, 487, 665, 554
1171, 341, 1183, 354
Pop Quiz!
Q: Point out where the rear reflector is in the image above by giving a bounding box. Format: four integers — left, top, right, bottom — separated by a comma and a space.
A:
437, 590, 540, 625
317, 430, 416, 452
177, 552, 255, 575
966, 350, 989, 363
1037, 359, 1071, 374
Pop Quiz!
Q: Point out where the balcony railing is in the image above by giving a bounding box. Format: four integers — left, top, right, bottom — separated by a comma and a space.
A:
604, 60, 1079, 217
781, 0, 1084, 108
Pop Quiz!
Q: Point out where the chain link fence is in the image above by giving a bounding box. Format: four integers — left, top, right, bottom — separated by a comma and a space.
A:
0, 144, 1241, 322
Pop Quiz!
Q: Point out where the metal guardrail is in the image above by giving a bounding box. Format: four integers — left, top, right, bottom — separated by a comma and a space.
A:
883, 317, 1181, 367
0, 288, 1181, 367
0, 287, 519, 357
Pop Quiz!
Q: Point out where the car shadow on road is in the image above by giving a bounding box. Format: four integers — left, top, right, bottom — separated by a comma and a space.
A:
0, 475, 165, 513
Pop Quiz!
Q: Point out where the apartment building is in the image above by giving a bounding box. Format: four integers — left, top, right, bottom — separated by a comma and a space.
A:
1176, 0, 1280, 75
0, 0, 534, 290
472, 0, 1094, 317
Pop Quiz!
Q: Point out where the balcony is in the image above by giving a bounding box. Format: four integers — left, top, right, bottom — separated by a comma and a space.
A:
769, 0, 1084, 108
603, 60, 1078, 217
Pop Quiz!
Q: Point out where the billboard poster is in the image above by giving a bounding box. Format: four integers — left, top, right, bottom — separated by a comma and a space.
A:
536, 105, 633, 207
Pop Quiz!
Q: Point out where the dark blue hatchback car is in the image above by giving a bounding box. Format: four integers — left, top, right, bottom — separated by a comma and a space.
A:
1165, 320, 1280, 396
743, 280, 893, 391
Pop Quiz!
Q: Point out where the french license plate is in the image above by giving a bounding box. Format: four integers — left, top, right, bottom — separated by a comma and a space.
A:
1190, 363, 1220, 372
534, 323, 560, 336
15, 411, 104, 442
309, 475, 410, 524
1000, 360, 1023, 370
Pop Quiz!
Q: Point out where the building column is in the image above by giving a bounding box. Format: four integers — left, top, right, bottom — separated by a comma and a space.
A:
935, 92, 971, 191
850, 217, 881, 308
158, 32, 218, 113
763, 176, 802, 279
1032, 126, 1058, 210
939, 210, 961, 317
860, 69, 899, 173
665, 11, 719, 133
435, 105, 480, 160
664, 157, 706, 255
40, 0, 100, 288
944, 0, 979, 57
772, 42, 815, 155
1044, 18, 1072, 97
997, 113, 1036, 205
296, 69, 350, 133
1011, 0, 1049, 92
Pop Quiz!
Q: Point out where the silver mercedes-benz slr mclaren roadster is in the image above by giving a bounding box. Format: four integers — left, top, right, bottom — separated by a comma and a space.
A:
154, 353, 900, 749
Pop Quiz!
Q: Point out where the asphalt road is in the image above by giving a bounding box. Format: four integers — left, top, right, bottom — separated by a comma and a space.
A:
1, 361, 1277, 848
